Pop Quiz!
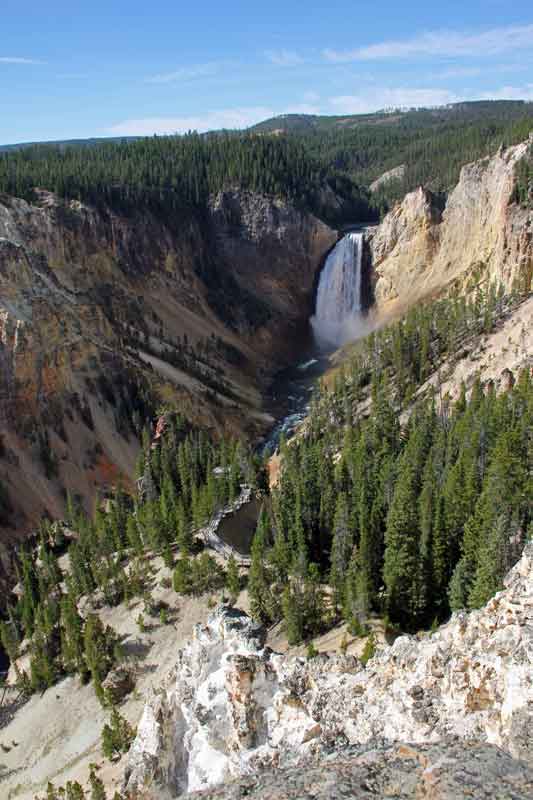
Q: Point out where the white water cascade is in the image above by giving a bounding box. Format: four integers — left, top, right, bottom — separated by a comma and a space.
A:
311, 232, 365, 348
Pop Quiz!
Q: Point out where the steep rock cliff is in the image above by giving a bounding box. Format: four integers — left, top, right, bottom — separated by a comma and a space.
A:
124, 542, 533, 798
370, 138, 533, 308
0, 190, 335, 558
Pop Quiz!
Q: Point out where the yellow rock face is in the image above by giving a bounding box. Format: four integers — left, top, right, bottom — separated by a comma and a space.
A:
370, 140, 532, 310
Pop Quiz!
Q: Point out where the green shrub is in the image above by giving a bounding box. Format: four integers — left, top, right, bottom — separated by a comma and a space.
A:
101, 707, 136, 762
360, 632, 377, 667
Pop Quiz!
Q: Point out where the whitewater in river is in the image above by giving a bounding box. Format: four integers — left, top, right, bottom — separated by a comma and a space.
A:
311, 232, 365, 348
229, 231, 369, 536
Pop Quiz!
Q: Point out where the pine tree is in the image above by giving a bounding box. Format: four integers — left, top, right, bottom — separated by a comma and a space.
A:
302, 563, 325, 637
18, 546, 39, 636
101, 707, 135, 761
468, 513, 512, 608
290, 490, 308, 578
83, 614, 116, 704
329, 493, 353, 613
89, 767, 106, 800
225, 555, 241, 604
360, 631, 377, 666
46, 781, 60, 800
173, 556, 192, 595
30, 628, 57, 692
0, 611, 20, 663
383, 406, 432, 628
248, 509, 274, 622
60, 593, 87, 679
282, 583, 304, 645
65, 781, 86, 800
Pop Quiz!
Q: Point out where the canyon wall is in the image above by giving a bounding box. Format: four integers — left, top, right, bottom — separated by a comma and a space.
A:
369, 137, 533, 309
0, 189, 335, 561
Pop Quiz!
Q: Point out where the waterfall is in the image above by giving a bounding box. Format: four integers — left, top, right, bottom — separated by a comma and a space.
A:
311, 232, 364, 347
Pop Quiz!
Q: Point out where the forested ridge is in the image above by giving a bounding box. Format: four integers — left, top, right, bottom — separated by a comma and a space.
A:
2, 101, 531, 224
0, 132, 372, 223
255, 101, 533, 213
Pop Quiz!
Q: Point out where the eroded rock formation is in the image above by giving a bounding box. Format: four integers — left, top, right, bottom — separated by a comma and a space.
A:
124, 542, 533, 798
370, 139, 532, 307
0, 190, 335, 548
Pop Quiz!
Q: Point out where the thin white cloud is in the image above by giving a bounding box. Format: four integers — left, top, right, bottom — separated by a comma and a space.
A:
107, 107, 277, 136
477, 83, 533, 101
323, 23, 533, 62
146, 61, 230, 84
0, 56, 44, 65
285, 103, 322, 115
329, 88, 461, 114
265, 49, 304, 67
329, 84, 533, 115
432, 66, 485, 79
430, 64, 527, 81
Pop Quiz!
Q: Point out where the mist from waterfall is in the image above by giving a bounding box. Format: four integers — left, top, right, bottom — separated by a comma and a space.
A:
311, 232, 365, 348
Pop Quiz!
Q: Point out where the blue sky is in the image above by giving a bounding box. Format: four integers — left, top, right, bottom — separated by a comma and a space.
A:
1, 0, 533, 144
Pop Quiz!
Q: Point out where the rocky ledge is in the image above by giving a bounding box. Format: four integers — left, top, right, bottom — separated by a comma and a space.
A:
183, 741, 533, 799
123, 543, 533, 798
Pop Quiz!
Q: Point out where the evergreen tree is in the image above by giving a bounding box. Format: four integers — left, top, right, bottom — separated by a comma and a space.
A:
281, 583, 304, 645
60, 593, 87, 678
225, 555, 241, 604
329, 493, 353, 613
173, 556, 192, 595
383, 407, 433, 628
83, 615, 117, 704
89, 767, 106, 800
248, 509, 275, 622
101, 707, 135, 761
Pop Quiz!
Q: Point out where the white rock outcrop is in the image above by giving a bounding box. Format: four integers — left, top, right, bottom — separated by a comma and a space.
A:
124, 543, 533, 798
369, 164, 407, 193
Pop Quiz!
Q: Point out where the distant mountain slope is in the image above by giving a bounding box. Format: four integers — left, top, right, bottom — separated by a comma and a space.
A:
251, 100, 533, 212
0, 136, 138, 153
250, 100, 533, 135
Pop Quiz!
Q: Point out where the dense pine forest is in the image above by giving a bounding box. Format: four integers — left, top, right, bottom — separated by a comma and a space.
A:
255, 101, 533, 213
248, 288, 533, 641
0, 133, 372, 223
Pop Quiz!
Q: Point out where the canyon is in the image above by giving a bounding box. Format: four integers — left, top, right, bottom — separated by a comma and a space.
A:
1, 137, 530, 558
0, 134, 531, 800
0, 189, 336, 578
